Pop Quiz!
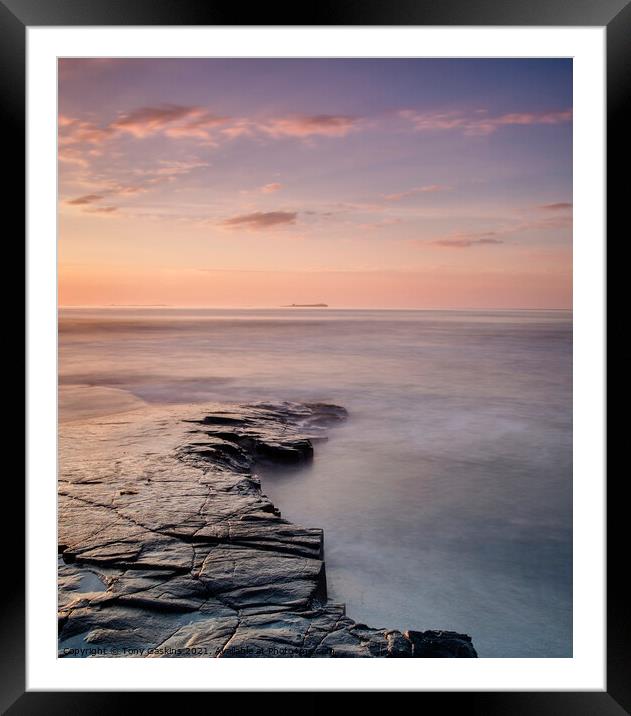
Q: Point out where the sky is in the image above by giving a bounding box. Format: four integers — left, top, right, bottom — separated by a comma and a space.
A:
58, 58, 572, 309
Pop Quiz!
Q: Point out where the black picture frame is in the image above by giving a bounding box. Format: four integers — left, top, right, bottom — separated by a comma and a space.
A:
6, 0, 620, 711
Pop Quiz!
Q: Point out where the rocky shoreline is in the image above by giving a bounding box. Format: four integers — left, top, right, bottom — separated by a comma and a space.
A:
58, 402, 477, 658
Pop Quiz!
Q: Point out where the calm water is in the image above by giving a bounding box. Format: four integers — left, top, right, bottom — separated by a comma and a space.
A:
59, 307, 572, 657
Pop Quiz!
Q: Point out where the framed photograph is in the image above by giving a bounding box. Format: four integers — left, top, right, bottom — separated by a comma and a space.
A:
9, 0, 621, 710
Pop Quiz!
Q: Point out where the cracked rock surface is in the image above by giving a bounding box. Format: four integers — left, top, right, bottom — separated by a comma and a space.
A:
58, 401, 477, 658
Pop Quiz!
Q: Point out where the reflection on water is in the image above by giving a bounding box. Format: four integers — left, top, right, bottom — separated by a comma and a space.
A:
59, 307, 572, 656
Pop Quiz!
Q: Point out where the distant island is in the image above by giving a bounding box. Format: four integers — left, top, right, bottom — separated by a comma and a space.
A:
282, 303, 328, 308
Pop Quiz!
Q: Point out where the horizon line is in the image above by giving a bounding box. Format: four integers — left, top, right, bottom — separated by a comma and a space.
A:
58, 304, 572, 312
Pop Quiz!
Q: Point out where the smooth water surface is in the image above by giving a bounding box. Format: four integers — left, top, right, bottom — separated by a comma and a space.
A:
59, 307, 572, 657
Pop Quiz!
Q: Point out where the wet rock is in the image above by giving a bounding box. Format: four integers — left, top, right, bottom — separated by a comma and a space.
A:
405, 630, 478, 658
58, 401, 477, 658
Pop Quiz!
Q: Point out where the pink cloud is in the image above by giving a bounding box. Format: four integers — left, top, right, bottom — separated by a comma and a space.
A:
58, 117, 116, 145
260, 114, 361, 138
58, 114, 78, 128
494, 110, 573, 127
150, 160, 209, 176
112, 105, 200, 137
425, 214, 572, 248
109, 183, 149, 195
261, 183, 283, 194
430, 231, 503, 248
112, 105, 230, 141
66, 194, 104, 206
61, 159, 210, 213
59, 107, 365, 161
85, 205, 119, 215
433, 238, 503, 248
400, 108, 572, 135
58, 151, 89, 167
220, 211, 297, 230
162, 115, 230, 142
59, 105, 229, 152
540, 202, 573, 210
220, 120, 255, 140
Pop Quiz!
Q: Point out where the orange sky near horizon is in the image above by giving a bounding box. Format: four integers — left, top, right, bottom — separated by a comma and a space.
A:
59, 258, 572, 310
58, 58, 572, 309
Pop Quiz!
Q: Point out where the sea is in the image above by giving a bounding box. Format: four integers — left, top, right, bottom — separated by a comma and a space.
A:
59, 307, 572, 657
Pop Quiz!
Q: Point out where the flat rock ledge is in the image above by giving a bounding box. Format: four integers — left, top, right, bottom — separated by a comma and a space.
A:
58, 402, 477, 658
